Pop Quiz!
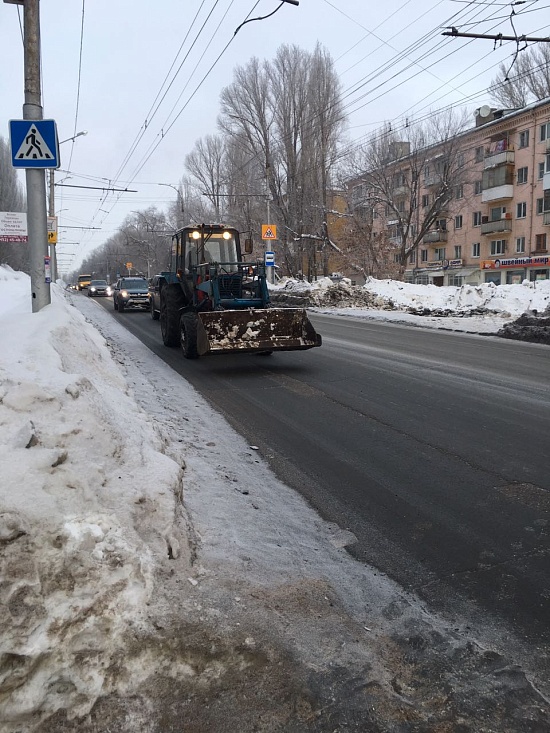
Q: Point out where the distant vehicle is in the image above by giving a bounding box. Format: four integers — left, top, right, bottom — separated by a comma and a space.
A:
148, 274, 162, 320
112, 277, 149, 313
77, 274, 92, 291
87, 279, 111, 297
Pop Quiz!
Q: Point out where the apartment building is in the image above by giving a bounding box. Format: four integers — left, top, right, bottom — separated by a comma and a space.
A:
349, 98, 550, 286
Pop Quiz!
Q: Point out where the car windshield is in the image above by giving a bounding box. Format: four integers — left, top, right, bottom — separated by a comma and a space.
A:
121, 279, 148, 290
91, 280, 107, 286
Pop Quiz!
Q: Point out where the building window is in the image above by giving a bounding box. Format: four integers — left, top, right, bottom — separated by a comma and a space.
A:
397, 200, 406, 213
475, 146, 484, 163
539, 162, 545, 180
455, 184, 464, 199
490, 205, 506, 220
474, 179, 483, 194
535, 233, 547, 251
435, 218, 447, 230
516, 237, 525, 253
454, 215, 463, 229
457, 153, 465, 168
517, 166, 528, 184
448, 275, 464, 286
518, 130, 530, 148
540, 122, 550, 141
537, 198, 544, 215
434, 247, 446, 261
421, 249, 428, 262
454, 245, 462, 259
473, 211, 482, 227
409, 251, 415, 264
472, 242, 480, 258
546, 153, 550, 173
516, 202, 527, 218
490, 239, 506, 255
422, 194, 430, 208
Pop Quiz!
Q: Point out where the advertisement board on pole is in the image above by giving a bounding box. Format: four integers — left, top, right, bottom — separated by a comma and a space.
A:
0, 212, 28, 243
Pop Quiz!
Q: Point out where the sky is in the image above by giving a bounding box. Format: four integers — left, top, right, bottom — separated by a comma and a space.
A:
1, 265, 549, 727
1, 1, 548, 273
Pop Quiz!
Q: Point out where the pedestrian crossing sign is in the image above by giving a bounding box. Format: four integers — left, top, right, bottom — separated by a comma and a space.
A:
262, 224, 277, 240
9, 119, 59, 169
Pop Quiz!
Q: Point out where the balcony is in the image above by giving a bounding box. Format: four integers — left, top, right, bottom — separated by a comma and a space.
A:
423, 229, 447, 243
424, 174, 441, 187
544, 172, 550, 191
543, 212, 550, 225
481, 185, 514, 203
480, 218, 513, 235
483, 150, 515, 169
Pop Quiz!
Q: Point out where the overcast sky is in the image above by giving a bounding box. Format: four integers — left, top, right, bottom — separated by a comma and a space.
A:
1, 0, 547, 274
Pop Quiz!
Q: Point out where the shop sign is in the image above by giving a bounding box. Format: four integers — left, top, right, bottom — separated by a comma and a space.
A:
481, 256, 549, 270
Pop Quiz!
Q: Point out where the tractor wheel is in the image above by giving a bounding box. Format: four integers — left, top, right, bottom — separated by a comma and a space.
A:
160, 284, 186, 346
180, 312, 199, 359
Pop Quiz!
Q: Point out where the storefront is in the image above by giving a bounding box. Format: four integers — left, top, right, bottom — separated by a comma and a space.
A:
413, 261, 480, 286
481, 256, 550, 284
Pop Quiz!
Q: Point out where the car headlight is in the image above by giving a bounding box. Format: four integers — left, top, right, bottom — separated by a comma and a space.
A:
106, 287, 112, 295
90, 287, 96, 292
121, 290, 128, 297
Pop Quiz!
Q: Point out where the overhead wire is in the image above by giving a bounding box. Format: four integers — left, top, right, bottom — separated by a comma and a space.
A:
76, 0, 547, 261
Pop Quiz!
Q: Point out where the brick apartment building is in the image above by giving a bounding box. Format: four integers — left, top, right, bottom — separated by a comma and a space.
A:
348, 97, 550, 286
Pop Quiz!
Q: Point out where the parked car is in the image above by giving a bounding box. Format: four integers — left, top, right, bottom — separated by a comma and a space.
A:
87, 279, 111, 297
112, 277, 150, 312
148, 274, 162, 320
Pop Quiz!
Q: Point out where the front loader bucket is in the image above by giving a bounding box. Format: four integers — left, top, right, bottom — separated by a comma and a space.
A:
196, 308, 322, 356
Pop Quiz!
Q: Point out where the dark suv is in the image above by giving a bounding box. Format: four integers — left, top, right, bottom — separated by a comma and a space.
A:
148, 274, 162, 320
113, 277, 150, 312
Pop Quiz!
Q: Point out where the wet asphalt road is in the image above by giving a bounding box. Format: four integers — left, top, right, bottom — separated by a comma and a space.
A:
92, 296, 550, 656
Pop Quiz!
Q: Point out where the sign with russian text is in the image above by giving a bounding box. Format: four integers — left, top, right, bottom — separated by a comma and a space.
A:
47, 216, 57, 244
0, 211, 27, 243
481, 256, 549, 269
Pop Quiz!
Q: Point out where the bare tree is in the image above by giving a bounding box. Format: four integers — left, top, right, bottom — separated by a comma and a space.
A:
489, 45, 550, 107
346, 110, 469, 278
0, 136, 28, 272
218, 43, 345, 278
184, 135, 226, 220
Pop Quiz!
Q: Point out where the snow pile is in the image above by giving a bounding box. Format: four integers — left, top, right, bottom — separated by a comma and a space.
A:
0, 270, 184, 724
272, 275, 550, 318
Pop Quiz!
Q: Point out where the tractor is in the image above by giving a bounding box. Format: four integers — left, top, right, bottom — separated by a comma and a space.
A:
155, 223, 322, 359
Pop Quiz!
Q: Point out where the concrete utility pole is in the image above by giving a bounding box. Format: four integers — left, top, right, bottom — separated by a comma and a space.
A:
17, 0, 51, 311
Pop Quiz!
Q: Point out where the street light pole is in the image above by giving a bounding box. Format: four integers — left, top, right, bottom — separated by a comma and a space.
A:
49, 131, 87, 281
158, 183, 184, 227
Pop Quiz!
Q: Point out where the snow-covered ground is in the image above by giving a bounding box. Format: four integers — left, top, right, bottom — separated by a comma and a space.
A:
1, 266, 548, 731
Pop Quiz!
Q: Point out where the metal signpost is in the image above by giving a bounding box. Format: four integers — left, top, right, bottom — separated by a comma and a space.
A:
5, 0, 58, 312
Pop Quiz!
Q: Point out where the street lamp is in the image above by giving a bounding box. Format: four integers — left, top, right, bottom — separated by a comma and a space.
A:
49, 131, 88, 281
158, 183, 184, 227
